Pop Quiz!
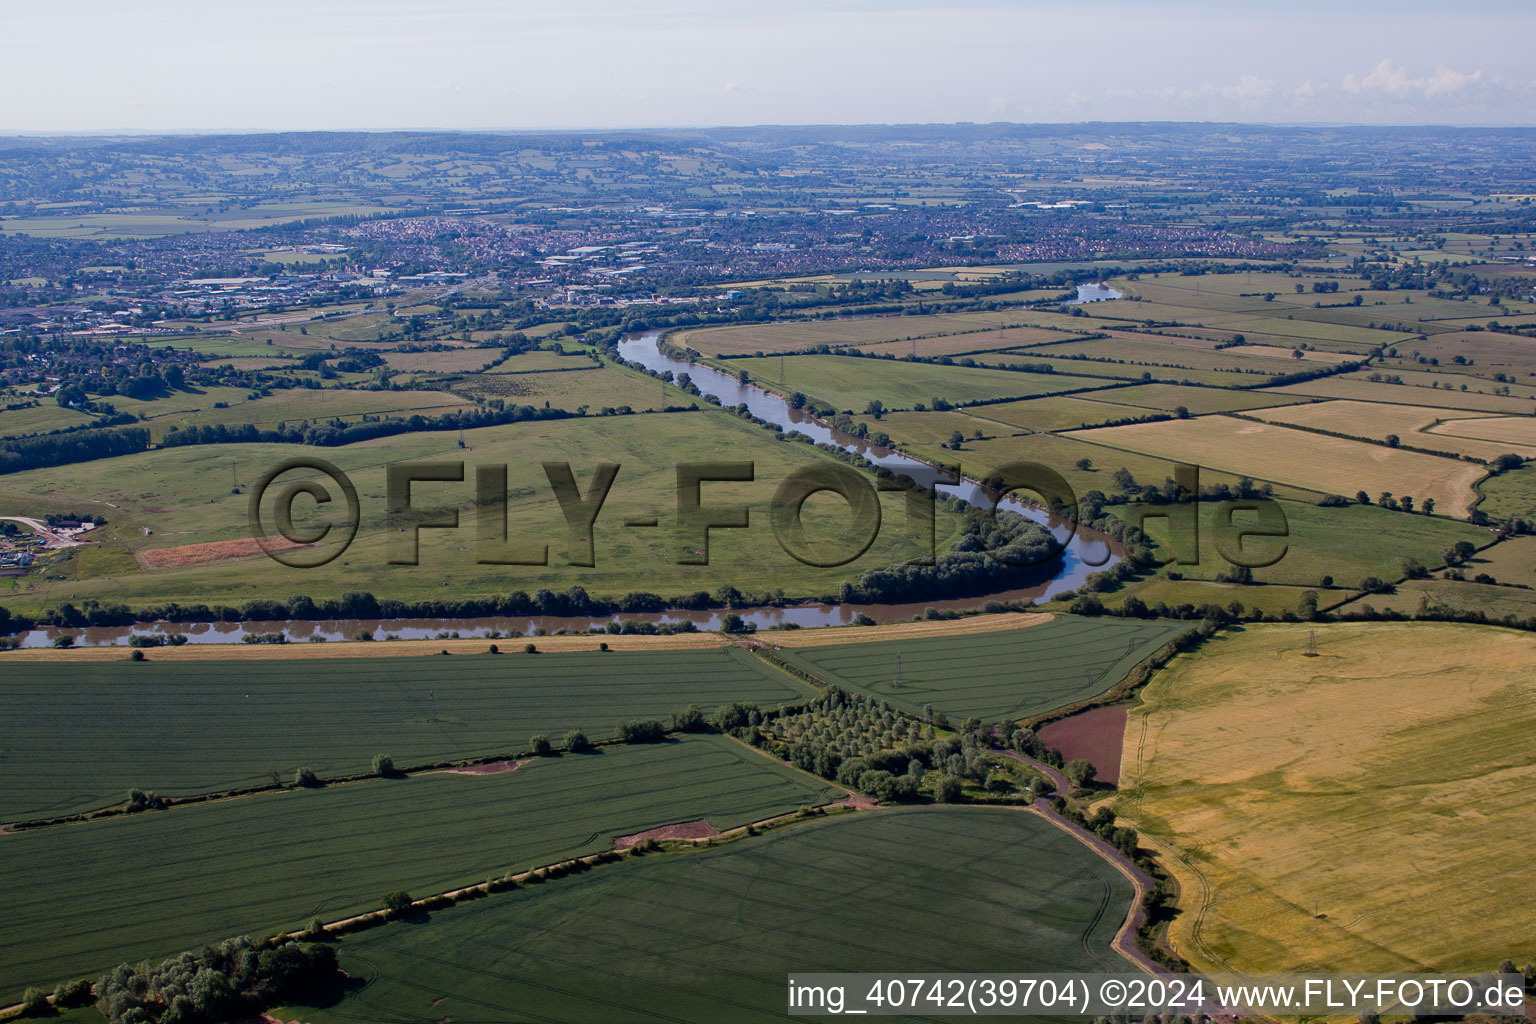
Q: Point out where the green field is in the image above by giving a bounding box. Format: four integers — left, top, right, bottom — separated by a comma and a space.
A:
0, 734, 841, 1000
1085, 382, 1306, 415
1129, 498, 1488, 589
0, 402, 99, 439
128, 387, 475, 440
1476, 464, 1536, 520
0, 409, 962, 614
0, 647, 814, 820
728, 354, 1114, 411
450, 363, 685, 411
281, 806, 1136, 1024
774, 617, 1186, 722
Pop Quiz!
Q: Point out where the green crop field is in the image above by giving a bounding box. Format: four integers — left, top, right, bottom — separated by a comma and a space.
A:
279, 806, 1136, 1024
1084, 382, 1305, 415
774, 616, 1186, 722
728, 354, 1115, 411
0, 734, 841, 1000
0, 647, 814, 820
675, 309, 1088, 356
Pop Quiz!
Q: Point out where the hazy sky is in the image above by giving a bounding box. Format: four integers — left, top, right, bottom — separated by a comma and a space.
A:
5, 0, 1533, 132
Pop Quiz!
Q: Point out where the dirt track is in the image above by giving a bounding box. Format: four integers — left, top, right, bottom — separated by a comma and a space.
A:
0, 632, 733, 662
766, 611, 1051, 648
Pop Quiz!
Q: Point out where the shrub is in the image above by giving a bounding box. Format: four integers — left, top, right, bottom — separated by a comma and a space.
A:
293, 766, 321, 788
371, 754, 398, 777
934, 775, 964, 802
383, 890, 414, 917
51, 977, 93, 1008
672, 704, 707, 732
529, 734, 553, 756
130, 649, 146, 662
1064, 758, 1098, 788
615, 719, 667, 743
20, 987, 49, 1016
564, 729, 592, 753
524, 642, 538, 654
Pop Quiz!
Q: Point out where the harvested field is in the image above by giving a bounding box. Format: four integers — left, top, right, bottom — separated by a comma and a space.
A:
0, 631, 731, 662
1262, 375, 1536, 414
140, 536, 307, 568
1426, 414, 1536, 454
380, 348, 506, 373
971, 394, 1157, 432
767, 611, 1051, 648
851, 326, 1086, 356
1067, 415, 1488, 517
612, 818, 721, 849
1380, 330, 1536, 378
1038, 704, 1128, 785
1246, 400, 1529, 460
1026, 335, 1338, 377
1115, 622, 1536, 974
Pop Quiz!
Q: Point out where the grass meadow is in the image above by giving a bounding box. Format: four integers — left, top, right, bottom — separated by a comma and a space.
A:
0, 409, 963, 614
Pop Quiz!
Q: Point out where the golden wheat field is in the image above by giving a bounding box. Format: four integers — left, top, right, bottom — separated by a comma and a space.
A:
1066, 415, 1488, 516
1248, 400, 1535, 460
1114, 622, 1536, 974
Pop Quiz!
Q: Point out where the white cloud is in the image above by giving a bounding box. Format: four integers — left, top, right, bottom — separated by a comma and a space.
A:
1342, 59, 1483, 98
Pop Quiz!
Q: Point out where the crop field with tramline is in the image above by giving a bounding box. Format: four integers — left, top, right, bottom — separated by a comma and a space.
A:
279, 807, 1135, 1024
774, 617, 1187, 722
4, 103, 1536, 1024
0, 734, 840, 1001
0, 647, 814, 820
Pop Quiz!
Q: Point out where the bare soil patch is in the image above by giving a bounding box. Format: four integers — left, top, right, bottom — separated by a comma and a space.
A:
768, 612, 1051, 648
438, 759, 529, 777
613, 818, 721, 850
1039, 704, 1128, 785
141, 536, 305, 568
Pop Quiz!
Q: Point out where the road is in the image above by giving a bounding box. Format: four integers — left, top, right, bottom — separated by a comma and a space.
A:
0, 516, 88, 549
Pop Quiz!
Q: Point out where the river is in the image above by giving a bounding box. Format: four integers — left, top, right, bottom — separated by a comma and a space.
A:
16, 325, 1119, 647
